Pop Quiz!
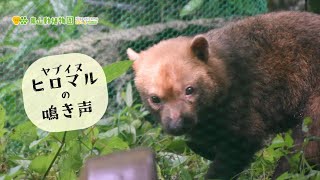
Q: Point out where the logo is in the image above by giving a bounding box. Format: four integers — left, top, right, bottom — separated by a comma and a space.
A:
11, 16, 99, 26
12, 16, 21, 25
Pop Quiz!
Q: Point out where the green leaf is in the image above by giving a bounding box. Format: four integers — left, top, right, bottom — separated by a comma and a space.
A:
156, 163, 165, 180
270, 134, 285, 148
288, 152, 301, 170
103, 61, 133, 83
94, 139, 108, 151
181, 168, 193, 180
0, 129, 8, 140
272, 149, 286, 160
180, 0, 204, 17
50, 141, 61, 153
9, 121, 37, 145
50, 131, 78, 144
141, 121, 153, 132
71, 0, 84, 17
84, 127, 99, 138
302, 117, 313, 133
284, 132, 294, 148
131, 119, 142, 129
100, 136, 129, 155
79, 136, 93, 151
59, 169, 77, 180
60, 141, 83, 171
29, 154, 54, 174
262, 148, 275, 162
125, 82, 133, 107
276, 172, 289, 180
0, 79, 22, 99
0, 53, 14, 63
99, 124, 136, 142
0, 104, 5, 130
166, 139, 187, 153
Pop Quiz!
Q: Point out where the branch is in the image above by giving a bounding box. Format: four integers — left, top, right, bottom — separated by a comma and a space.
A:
42, 131, 67, 180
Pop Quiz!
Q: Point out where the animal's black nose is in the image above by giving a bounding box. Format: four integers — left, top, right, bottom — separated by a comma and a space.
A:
164, 117, 193, 136
169, 117, 183, 129
166, 118, 184, 136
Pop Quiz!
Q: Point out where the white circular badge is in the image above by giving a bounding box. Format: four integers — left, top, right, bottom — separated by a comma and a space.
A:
22, 53, 108, 132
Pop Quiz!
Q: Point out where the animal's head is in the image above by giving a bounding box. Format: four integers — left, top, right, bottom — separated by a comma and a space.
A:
127, 35, 228, 136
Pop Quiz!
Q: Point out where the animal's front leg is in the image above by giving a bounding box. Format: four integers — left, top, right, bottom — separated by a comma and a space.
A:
205, 138, 260, 180
186, 140, 216, 161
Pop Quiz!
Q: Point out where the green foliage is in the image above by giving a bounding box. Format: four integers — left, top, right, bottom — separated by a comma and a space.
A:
0, 104, 5, 130
0, 60, 206, 179
30, 155, 54, 174
237, 119, 320, 180
103, 60, 133, 83
1, 0, 85, 69
302, 117, 313, 133
180, 0, 204, 17
0, 0, 30, 17
9, 121, 37, 145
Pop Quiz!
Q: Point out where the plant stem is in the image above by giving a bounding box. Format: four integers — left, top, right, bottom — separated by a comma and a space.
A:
42, 131, 67, 180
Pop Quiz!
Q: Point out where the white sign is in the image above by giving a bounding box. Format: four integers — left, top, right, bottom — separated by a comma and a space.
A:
22, 53, 108, 132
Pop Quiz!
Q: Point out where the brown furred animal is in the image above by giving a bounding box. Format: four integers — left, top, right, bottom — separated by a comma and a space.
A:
127, 11, 320, 179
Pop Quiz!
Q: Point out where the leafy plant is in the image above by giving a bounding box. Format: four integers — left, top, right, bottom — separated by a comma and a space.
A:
0, 61, 136, 179
0, 58, 210, 179
237, 118, 320, 180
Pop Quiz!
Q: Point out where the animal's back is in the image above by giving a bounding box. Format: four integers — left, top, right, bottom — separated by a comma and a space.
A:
205, 11, 320, 132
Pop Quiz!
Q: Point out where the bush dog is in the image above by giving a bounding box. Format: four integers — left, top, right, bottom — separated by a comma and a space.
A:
127, 11, 320, 179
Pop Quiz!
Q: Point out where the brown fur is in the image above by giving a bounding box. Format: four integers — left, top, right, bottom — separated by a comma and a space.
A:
127, 11, 320, 179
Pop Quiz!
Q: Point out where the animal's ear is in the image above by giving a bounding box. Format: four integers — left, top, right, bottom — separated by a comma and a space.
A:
191, 35, 209, 62
127, 48, 140, 61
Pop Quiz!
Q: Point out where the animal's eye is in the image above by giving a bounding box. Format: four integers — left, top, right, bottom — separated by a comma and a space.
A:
151, 96, 161, 104
185, 86, 194, 95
